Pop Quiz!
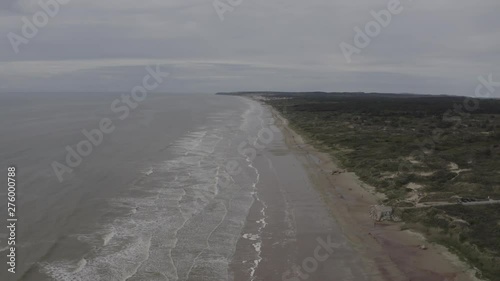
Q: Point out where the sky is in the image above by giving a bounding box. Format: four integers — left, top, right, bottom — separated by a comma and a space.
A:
0, 0, 499, 95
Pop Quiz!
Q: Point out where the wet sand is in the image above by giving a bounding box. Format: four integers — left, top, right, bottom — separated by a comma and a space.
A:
231, 99, 481, 281
230, 101, 368, 281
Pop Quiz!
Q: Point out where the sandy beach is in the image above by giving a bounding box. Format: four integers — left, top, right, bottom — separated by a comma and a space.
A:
231, 98, 483, 281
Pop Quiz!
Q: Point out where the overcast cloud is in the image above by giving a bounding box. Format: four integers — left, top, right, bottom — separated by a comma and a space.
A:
0, 0, 499, 95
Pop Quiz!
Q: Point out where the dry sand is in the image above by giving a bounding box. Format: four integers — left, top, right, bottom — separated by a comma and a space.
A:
265, 103, 482, 281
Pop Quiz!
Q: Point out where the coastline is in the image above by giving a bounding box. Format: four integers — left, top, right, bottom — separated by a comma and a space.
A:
260, 99, 482, 281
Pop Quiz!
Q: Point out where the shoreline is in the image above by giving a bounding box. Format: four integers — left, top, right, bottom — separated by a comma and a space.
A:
260, 99, 482, 281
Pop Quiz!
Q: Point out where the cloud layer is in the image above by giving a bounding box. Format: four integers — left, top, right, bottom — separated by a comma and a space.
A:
1, 0, 499, 95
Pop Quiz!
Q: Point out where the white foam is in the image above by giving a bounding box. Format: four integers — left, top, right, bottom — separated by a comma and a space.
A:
246, 148, 268, 281
102, 228, 115, 246
73, 258, 87, 273
41, 108, 263, 280
142, 168, 154, 176
252, 242, 262, 254
257, 217, 268, 228
242, 233, 260, 241
42, 235, 152, 281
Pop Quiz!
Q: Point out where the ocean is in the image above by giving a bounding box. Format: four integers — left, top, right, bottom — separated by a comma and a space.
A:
0, 93, 272, 281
